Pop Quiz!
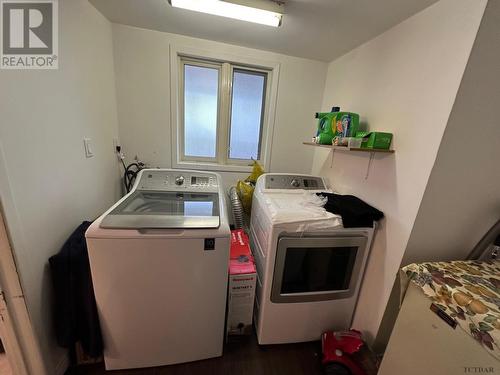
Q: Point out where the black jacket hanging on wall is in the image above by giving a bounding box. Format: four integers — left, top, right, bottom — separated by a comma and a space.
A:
317, 193, 384, 228
49, 221, 102, 359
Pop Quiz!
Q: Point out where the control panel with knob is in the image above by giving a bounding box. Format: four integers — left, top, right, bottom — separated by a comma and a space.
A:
175, 175, 185, 186
264, 174, 326, 190
137, 170, 219, 191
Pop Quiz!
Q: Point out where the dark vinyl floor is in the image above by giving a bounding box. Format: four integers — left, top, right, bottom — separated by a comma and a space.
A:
66, 334, 323, 375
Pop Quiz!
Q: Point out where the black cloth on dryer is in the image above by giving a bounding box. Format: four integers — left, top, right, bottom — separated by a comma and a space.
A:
49, 221, 103, 359
317, 192, 384, 228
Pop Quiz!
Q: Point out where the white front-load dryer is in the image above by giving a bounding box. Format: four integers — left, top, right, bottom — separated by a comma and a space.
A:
249, 173, 374, 345
85, 169, 230, 370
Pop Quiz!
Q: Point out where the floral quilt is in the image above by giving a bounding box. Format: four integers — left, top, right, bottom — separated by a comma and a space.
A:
402, 260, 500, 360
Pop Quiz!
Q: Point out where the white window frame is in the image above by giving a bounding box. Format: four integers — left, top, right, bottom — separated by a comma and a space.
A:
170, 44, 280, 172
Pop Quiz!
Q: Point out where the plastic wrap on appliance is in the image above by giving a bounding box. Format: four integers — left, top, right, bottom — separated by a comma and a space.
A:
255, 191, 343, 230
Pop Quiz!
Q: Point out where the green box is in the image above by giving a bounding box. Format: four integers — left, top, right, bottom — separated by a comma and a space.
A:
356, 131, 393, 150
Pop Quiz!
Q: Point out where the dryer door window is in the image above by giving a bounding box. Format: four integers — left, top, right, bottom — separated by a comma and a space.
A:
271, 236, 367, 303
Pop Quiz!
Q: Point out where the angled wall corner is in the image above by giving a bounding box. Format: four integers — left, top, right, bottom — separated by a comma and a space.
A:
402, 0, 500, 266
310, 0, 487, 344
375, 0, 499, 353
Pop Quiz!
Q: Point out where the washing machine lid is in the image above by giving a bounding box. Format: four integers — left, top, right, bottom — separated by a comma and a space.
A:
99, 190, 220, 229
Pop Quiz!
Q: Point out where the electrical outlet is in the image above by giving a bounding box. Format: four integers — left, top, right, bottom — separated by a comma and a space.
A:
83, 138, 94, 158
113, 138, 120, 151
113, 137, 125, 161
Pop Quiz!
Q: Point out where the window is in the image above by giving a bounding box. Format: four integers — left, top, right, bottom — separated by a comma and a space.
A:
174, 52, 277, 171
229, 69, 266, 160
183, 63, 219, 159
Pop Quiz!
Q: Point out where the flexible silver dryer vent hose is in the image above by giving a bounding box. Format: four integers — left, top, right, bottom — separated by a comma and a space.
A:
229, 187, 244, 230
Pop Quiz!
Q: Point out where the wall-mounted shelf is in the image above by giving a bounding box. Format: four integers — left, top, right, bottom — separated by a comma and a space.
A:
303, 142, 395, 153
303, 142, 395, 179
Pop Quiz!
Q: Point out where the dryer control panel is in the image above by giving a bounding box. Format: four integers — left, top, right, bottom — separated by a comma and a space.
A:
264, 174, 326, 190
136, 170, 219, 192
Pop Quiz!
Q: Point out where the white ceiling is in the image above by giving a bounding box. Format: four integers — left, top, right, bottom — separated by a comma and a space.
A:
89, 0, 439, 62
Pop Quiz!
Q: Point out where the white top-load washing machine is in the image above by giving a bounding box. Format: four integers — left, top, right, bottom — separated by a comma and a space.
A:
250, 173, 374, 345
85, 169, 230, 370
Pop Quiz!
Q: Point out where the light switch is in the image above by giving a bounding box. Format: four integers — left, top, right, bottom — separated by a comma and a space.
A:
83, 138, 94, 158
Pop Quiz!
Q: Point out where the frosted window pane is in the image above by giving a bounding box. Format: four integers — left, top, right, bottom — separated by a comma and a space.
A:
229, 70, 266, 160
184, 65, 218, 158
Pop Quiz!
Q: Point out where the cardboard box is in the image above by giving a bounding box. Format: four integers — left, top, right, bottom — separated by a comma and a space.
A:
356, 131, 393, 150
227, 230, 256, 336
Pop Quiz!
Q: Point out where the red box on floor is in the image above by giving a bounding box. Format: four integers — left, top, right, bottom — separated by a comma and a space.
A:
227, 230, 256, 336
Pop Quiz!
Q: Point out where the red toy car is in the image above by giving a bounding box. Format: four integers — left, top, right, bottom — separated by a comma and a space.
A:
321, 330, 378, 375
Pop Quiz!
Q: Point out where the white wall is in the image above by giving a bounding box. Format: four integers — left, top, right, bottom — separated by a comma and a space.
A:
111, 24, 328, 190
310, 0, 486, 343
374, 0, 500, 351
402, 0, 500, 265
0, 1, 120, 373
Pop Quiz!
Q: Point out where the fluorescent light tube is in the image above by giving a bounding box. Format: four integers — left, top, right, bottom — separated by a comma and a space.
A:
169, 0, 283, 27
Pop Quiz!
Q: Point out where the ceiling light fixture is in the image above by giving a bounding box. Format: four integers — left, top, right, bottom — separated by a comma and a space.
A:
168, 0, 284, 27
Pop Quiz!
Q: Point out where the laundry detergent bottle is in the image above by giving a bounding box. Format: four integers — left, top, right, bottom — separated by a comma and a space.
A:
313, 107, 340, 145
313, 107, 360, 145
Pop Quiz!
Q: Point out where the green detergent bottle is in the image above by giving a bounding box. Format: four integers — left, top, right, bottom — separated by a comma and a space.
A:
313, 107, 360, 145
314, 107, 340, 145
